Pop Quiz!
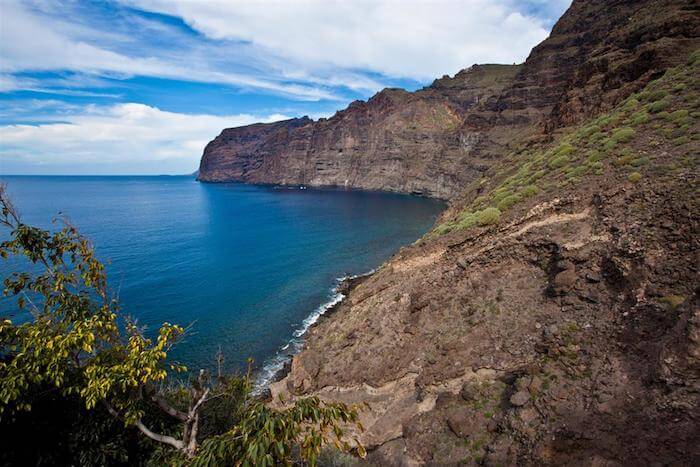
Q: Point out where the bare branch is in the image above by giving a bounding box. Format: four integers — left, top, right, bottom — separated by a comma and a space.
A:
189, 387, 210, 419
103, 401, 184, 451
151, 393, 188, 422
0, 183, 21, 227
134, 419, 185, 450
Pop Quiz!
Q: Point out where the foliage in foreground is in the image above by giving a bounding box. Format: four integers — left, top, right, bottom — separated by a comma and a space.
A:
0, 184, 362, 465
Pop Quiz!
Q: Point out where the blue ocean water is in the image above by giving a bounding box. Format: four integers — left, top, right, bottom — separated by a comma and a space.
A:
0, 176, 443, 383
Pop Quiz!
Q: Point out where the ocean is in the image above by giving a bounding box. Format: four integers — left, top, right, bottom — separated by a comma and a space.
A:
0, 176, 443, 385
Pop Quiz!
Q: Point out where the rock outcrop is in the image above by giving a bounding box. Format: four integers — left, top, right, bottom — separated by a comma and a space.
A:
271, 59, 700, 464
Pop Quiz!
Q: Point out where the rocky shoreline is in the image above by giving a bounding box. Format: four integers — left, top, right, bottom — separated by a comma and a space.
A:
258, 269, 377, 398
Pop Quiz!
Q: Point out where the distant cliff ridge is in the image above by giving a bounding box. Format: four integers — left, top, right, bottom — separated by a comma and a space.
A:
198, 64, 521, 199
198, 0, 697, 200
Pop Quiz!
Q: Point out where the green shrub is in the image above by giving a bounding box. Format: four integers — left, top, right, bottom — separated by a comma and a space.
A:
492, 188, 514, 203
565, 165, 589, 179
688, 49, 700, 66
586, 150, 603, 162
655, 125, 675, 138
477, 207, 501, 226
628, 171, 642, 183
614, 154, 635, 166
532, 169, 548, 180
497, 194, 522, 212
611, 127, 635, 143
521, 184, 540, 198
587, 161, 604, 171
549, 154, 570, 169
554, 143, 575, 157
629, 111, 649, 126
579, 124, 602, 138
623, 98, 640, 110
455, 206, 502, 230
673, 83, 687, 93
588, 131, 605, 144
668, 109, 691, 126
640, 89, 668, 102
659, 294, 685, 309
648, 99, 671, 113
595, 115, 613, 128
601, 137, 617, 151
631, 156, 650, 167
673, 136, 690, 146
435, 223, 454, 235
472, 195, 489, 207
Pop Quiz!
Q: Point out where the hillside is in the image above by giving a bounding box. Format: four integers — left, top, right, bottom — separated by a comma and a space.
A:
199, 0, 699, 464
271, 56, 700, 465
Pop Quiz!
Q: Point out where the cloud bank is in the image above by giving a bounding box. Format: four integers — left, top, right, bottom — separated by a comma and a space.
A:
0, 103, 288, 174
121, 0, 554, 80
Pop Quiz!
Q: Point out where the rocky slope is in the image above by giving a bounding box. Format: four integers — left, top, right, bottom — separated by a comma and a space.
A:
199, 0, 700, 464
271, 53, 700, 465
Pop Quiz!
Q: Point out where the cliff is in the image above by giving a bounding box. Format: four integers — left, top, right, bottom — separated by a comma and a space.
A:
198, 0, 697, 201
201, 0, 700, 464
198, 64, 522, 199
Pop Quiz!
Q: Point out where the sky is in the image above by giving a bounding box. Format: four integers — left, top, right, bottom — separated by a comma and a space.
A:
0, 0, 572, 175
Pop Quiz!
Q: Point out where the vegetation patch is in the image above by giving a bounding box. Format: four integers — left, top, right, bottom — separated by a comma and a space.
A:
640, 89, 668, 102
497, 194, 522, 212
434, 51, 697, 237
628, 111, 650, 126
659, 294, 685, 309
521, 185, 540, 198
628, 171, 642, 183
549, 154, 570, 169
648, 99, 671, 113
611, 127, 636, 143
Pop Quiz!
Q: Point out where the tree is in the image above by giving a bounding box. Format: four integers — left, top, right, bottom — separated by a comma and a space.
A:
0, 184, 363, 465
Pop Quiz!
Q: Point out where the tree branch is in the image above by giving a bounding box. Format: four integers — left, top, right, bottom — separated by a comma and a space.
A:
103, 401, 184, 451
134, 419, 184, 450
151, 393, 188, 421
189, 387, 210, 419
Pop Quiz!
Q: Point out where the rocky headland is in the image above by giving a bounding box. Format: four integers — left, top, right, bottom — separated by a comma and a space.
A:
200, 0, 699, 464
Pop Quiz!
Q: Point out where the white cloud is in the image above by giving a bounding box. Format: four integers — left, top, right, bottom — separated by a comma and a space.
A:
0, 103, 289, 174
122, 0, 555, 80
0, 1, 342, 100
0, 0, 570, 101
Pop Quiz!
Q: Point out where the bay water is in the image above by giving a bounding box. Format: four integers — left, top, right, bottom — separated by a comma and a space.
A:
0, 176, 443, 384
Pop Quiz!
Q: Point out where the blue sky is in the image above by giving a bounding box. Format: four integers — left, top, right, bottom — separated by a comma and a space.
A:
0, 0, 571, 175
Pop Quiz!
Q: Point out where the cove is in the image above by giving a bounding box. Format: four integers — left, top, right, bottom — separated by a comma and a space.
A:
0, 175, 443, 379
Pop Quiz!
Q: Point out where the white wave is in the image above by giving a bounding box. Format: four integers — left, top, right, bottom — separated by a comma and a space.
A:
253, 269, 376, 393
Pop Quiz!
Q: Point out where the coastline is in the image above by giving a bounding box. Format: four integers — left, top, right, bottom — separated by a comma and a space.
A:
253, 269, 375, 395
196, 178, 451, 202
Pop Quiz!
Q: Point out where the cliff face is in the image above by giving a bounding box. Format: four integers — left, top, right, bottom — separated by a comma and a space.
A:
199, 64, 522, 199
198, 0, 697, 200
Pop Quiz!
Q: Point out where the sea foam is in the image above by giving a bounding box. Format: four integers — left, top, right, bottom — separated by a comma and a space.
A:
253, 269, 374, 392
